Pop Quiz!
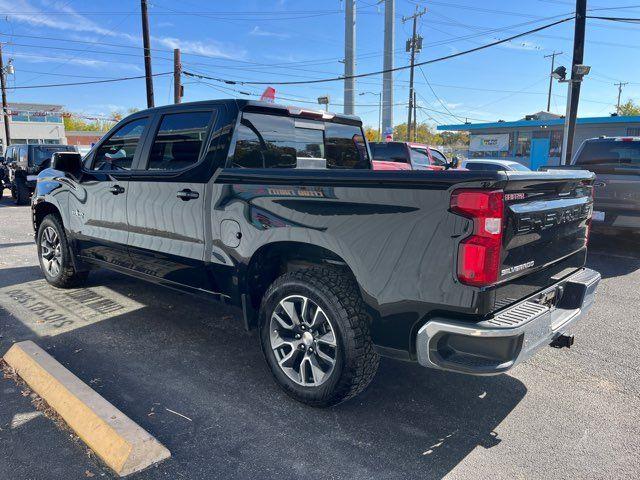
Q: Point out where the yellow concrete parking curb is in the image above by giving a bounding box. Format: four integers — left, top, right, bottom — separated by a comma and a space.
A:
3, 340, 170, 477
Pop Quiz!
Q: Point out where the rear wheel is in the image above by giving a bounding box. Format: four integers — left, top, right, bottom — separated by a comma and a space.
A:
15, 177, 30, 205
36, 214, 88, 288
259, 267, 379, 407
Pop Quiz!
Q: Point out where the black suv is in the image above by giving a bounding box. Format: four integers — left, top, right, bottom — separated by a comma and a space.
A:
31, 100, 600, 406
4, 143, 76, 204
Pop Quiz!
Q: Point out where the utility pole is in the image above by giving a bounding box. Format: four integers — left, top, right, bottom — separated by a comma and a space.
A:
413, 91, 417, 141
380, 0, 395, 139
403, 6, 427, 141
173, 48, 182, 104
615, 81, 628, 114
344, 0, 356, 115
140, 0, 154, 108
377, 91, 382, 141
0, 44, 10, 149
544, 51, 563, 112
561, 0, 586, 165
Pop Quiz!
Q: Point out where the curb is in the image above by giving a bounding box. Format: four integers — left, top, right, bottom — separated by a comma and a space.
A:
3, 341, 170, 477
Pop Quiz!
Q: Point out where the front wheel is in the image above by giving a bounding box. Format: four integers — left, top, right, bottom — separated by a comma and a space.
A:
259, 267, 379, 407
36, 214, 88, 288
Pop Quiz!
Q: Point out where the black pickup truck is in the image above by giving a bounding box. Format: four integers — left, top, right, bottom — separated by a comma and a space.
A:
31, 100, 600, 406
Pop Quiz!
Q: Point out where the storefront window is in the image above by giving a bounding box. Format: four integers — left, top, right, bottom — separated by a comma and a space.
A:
549, 130, 563, 157
12, 112, 29, 122
515, 131, 531, 157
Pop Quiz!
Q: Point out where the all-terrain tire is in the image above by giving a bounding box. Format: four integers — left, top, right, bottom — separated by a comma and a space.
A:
36, 214, 89, 288
259, 266, 379, 407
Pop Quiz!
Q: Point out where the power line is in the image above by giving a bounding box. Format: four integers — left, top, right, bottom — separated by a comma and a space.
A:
183, 16, 573, 86
7, 72, 171, 90
417, 65, 467, 123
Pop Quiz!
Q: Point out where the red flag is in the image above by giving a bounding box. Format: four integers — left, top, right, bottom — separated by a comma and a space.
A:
260, 87, 276, 103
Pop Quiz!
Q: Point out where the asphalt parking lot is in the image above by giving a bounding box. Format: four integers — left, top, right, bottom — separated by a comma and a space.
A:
1, 196, 639, 480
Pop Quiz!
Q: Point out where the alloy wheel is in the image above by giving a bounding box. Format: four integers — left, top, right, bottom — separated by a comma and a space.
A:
40, 226, 62, 277
269, 295, 338, 387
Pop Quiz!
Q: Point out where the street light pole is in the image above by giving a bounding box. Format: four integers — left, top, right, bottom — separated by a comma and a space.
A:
563, 0, 587, 164
360, 91, 383, 140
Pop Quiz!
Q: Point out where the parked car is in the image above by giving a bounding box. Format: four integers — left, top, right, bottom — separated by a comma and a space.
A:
369, 141, 454, 170
32, 100, 600, 406
541, 136, 640, 232
462, 159, 531, 172
4, 143, 77, 204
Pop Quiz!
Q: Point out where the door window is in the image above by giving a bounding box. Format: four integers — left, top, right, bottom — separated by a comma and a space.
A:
91, 118, 148, 171
146, 112, 213, 171
429, 149, 448, 166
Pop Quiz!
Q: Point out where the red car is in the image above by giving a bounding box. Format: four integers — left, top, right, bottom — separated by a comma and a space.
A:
370, 141, 451, 171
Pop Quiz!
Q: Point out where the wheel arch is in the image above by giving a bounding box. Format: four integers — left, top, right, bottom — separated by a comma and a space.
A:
241, 241, 362, 329
33, 201, 62, 233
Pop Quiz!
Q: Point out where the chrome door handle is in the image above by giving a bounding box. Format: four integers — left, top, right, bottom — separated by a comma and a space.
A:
177, 189, 199, 201
109, 185, 125, 195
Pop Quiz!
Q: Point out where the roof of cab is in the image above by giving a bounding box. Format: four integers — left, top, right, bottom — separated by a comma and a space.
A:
131, 99, 362, 125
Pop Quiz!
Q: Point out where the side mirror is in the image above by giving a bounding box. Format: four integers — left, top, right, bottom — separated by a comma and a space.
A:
51, 151, 82, 176
449, 156, 460, 169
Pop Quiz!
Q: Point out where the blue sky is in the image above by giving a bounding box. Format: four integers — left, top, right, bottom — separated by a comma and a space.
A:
2, 0, 640, 128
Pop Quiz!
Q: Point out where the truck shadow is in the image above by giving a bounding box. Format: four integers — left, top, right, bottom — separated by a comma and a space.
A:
587, 232, 640, 279
0, 266, 526, 480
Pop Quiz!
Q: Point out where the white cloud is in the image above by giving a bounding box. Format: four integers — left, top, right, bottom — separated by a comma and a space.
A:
249, 26, 290, 39
2, 0, 243, 60
153, 36, 245, 59
11, 52, 142, 71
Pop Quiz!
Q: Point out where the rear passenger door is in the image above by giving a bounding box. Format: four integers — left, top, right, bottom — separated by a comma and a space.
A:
126, 108, 218, 291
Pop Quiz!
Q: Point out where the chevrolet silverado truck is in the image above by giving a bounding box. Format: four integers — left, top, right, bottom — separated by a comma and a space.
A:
31, 100, 600, 406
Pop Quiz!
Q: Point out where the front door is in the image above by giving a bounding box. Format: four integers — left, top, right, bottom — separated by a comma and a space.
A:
530, 137, 551, 170
68, 117, 150, 268
126, 109, 217, 291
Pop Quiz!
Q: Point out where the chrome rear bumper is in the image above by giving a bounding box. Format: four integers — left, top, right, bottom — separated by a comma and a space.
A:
416, 268, 601, 375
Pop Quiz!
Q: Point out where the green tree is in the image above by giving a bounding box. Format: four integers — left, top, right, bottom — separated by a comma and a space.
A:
63, 115, 115, 132
364, 126, 379, 142
618, 99, 640, 116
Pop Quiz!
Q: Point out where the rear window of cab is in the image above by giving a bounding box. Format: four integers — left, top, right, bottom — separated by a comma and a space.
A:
229, 112, 370, 170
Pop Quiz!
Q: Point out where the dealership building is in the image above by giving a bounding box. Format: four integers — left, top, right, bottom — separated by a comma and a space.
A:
0, 103, 68, 152
438, 111, 640, 169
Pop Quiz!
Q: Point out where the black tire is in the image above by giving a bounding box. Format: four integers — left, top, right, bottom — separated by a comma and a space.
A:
15, 177, 30, 205
36, 214, 88, 288
259, 267, 379, 407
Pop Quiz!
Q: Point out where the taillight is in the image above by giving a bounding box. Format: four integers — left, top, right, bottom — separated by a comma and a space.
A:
450, 189, 505, 287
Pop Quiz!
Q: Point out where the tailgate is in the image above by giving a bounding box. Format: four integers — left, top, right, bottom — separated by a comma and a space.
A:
499, 170, 593, 284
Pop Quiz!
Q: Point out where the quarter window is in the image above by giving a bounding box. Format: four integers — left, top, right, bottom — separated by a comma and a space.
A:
147, 112, 213, 171
325, 123, 369, 169
92, 118, 148, 171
